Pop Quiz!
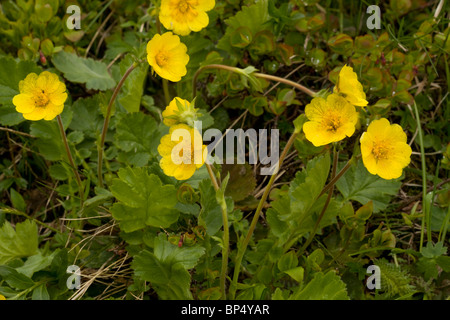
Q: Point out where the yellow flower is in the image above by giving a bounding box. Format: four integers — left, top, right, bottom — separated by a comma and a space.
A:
147, 32, 189, 82
158, 124, 206, 180
360, 118, 412, 180
159, 0, 215, 36
12, 71, 68, 121
303, 93, 358, 146
162, 97, 199, 127
333, 65, 368, 107
0, 294, 6, 300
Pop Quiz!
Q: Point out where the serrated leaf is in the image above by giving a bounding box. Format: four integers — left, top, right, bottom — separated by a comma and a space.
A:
131, 234, 203, 300
0, 220, 39, 264
132, 251, 193, 300
335, 160, 402, 213
114, 112, 162, 167
117, 55, 148, 113
289, 153, 331, 221
290, 270, 349, 300
69, 96, 104, 137
217, 0, 270, 52
110, 167, 179, 232
52, 51, 116, 91
153, 234, 205, 270
198, 179, 223, 236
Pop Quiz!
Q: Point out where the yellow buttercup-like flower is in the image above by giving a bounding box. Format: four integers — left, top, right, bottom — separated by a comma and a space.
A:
0, 294, 6, 300
303, 93, 358, 147
333, 65, 368, 107
12, 71, 68, 121
158, 124, 206, 180
147, 32, 189, 82
360, 118, 411, 180
162, 97, 200, 127
159, 0, 215, 36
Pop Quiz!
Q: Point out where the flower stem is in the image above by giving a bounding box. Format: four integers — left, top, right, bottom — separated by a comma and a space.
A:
318, 154, 360, 198
413, 101, 429, 252
192, 64, 316, 99
229, 132, 299, 300
57, 115, 84, 207
163, 79, 171, 106
205, 163, 228, 299
97, 62, 138, 188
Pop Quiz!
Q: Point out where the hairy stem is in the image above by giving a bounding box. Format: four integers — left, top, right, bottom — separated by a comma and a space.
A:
192, 64, 316, 99
206, 163, 228, 299
163, 79, 171, 106
413, 101, 429, 251
97, 62, 138, 188
297, 147, 339, 257
57, 115, 84, 206
229, 132, 299, 299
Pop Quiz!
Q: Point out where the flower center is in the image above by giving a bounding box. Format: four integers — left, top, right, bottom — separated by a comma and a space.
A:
155, 51, 170, 68
34, 90, 49, 108
177, 0, 190, 13
372, 141, 390, 161
179, 146, 194, 164
323, 113, 341, 132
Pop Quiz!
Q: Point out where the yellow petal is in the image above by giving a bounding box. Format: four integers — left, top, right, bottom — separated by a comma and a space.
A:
43, 103, 64, 120
13, 93, 36, 113
19, 73, 38, 93
22, 107, 48, 121
49, 91, 68, 106
187, 10, 209, 32
197, 0, 215, 11
173, 163, 196, 180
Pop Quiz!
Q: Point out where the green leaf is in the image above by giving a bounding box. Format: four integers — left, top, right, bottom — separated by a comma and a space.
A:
277, 251, 298, 272
110, 167, 179, 232
32, 284, 50, 300
114, 112, 162, 167
290, 271, 349, 300
131, 235, 203, 300
284, 266, 304, 283
0, 220, 39, 264
198, 179, 223, 236
153, 234, 205, 270
69, 96, 104, 137
335, 160, 402, 213
132, 251, 193, 300
16, 251, 57, 278
29, 120, 65, 161
0, 266, 35, 290
52, 51, 116, 91
10, 189, 26, 212
117, 55, 148, 113
421, 241, 447, 258
221, 163, 257, 202
217, 0, 270, 52
289, 153, 331, 222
